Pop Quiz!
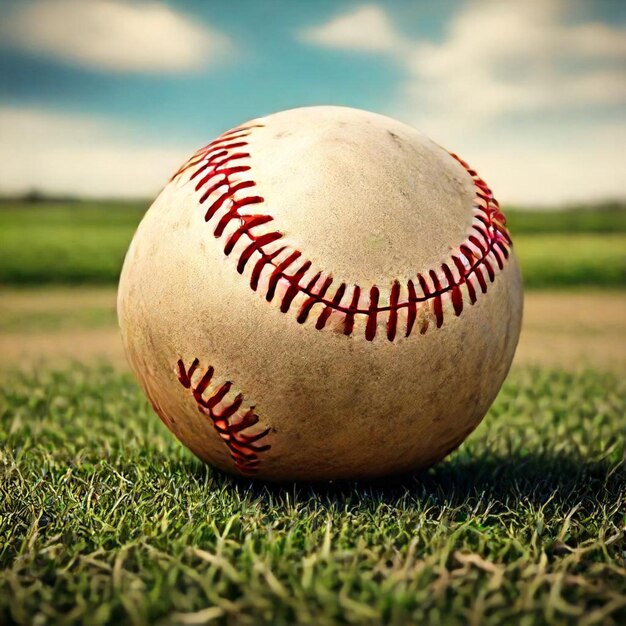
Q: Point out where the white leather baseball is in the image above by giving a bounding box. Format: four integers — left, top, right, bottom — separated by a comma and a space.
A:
117, 106, 523, 481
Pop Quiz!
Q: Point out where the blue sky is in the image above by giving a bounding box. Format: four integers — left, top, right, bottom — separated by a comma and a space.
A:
0, 0, 624, 205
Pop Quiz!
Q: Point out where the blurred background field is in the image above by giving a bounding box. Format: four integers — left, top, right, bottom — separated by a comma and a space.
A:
1, 197, 625, 373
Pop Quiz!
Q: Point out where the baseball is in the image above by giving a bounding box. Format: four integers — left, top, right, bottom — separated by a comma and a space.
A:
117, 106, 523, 481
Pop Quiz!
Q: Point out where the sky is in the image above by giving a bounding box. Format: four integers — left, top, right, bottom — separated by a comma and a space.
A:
0, 0, 624, 206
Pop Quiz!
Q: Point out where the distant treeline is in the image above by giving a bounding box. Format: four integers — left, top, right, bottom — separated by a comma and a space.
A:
0, 193, 148, 211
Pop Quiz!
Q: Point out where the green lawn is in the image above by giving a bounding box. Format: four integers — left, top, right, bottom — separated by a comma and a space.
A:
0, 202, 143, 285
1, 200, 624, 288
1, 366, 624, 626
504, 202, 626, 235
515, 235, 625, 289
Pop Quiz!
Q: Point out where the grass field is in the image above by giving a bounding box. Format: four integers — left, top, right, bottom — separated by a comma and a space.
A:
1, 200, 624, 625
1, 366, 624, 626
1, 200, 624, 288
0, 202, 143, 285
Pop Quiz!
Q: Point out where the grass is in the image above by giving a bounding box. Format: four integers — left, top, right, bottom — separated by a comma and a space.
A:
0, 202, 143, 285
0, 303, 117, 333
1, 366, 624, 626
1, 200, 625, 288
514, 235, 626, 289
504, 202, 626, 235
0, 287, 117, 333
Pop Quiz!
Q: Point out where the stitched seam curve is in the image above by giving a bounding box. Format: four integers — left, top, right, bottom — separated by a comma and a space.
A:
177, 358, 270, 473
173, 124, 513, 341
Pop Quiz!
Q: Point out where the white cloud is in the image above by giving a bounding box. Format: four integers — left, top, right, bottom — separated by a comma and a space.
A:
405, 1, 626, 121
452, 122, 626, 207
0, 103, 622, 206
0, 106, 193, 198
303, 2, 626, 120
0, 0, 231, 73
300, 1, 626, 205
299, 5, 409, 54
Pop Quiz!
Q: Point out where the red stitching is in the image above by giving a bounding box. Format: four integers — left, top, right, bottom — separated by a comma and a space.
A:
387, 281, 400, 341
172, 125, 513, 341
177, 358, 270, 474
406, 280, 417, 337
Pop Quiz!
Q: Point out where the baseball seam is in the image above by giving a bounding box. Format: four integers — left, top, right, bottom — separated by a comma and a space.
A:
177, 358, 271, 473
173, 124, 512, 341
